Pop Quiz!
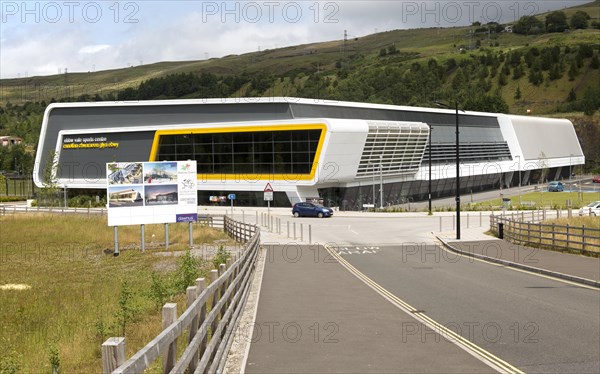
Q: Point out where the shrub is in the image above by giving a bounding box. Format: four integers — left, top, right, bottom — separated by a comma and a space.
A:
212, 245, 231, 270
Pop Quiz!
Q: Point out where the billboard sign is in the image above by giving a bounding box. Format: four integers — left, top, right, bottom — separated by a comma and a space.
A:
107, 161, 198, 226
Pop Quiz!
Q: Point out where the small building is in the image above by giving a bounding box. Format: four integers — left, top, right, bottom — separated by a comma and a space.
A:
0, 136, 22, 147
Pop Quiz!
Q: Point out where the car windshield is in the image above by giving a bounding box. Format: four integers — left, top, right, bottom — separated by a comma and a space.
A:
586, 202, 599, 207
313, 204, 325, 208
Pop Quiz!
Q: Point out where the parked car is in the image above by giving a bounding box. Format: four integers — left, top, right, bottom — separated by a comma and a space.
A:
292, 202, 333, 218
547, 181, 564, 192
593, 176, 600, 183
579, 201, 600, 216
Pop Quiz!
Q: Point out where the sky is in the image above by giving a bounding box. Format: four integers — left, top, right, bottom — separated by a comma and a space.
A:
0, 0, 593, 79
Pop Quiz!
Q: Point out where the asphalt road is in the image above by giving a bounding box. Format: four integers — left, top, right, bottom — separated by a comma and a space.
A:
244, 245, 496, 373
339, 243, 600, 373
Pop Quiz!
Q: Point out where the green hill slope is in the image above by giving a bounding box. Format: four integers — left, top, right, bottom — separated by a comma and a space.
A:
1, 1, 599, 115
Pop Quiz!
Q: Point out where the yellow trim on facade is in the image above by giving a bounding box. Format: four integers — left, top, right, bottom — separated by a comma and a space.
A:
149, 124, 327, 181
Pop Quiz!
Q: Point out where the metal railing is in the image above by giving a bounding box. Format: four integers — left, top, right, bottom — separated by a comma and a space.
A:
101, 218, 260, 373
490, 214, 600, 256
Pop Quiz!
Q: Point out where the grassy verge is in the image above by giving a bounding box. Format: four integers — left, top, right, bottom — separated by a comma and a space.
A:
0, 214, 233, 373
467, 190, 600, 211
539, 216, 600, 255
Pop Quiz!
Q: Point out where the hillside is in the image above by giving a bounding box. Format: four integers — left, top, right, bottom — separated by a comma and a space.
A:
0, 1, 599, 175
1, 1, 598, 111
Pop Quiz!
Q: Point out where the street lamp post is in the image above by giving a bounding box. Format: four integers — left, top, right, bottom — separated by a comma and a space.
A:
428, 126, 433, 214
372, 163, 376, 208
379, 155, 384, 209
435, 100, 463, 240
516, 155, 521, 205
569, 154, 573, 179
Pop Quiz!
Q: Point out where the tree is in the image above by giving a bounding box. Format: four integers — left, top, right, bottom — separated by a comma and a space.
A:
39, 150, 60, 206
545, 11, 568, 33
570, 11, 590, 30
591, 55, 600, 69
568, 61, 579, 81
548, 64, 562, 80
514, 16, 544, 35
512, 64, 525, 80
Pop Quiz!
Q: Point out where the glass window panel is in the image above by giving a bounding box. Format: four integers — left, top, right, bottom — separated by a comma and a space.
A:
214, 154, 233, 164
255, 164, 273, 174
214, 143, 233, 154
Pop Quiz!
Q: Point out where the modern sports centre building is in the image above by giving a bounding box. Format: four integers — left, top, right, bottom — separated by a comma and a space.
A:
34, 98, 584, 209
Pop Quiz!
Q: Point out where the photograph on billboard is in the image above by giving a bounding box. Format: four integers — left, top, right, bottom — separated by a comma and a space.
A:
107, 162, 143, 185
143, 162, 177, 184
108, 186, 144, 208
107, 161, 198, 226
145, 185, 179, 206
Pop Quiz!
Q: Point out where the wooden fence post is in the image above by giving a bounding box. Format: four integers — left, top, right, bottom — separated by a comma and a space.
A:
210, 269, 219, 344
196, 277, 207, 369
162, 303, 178, 373
186, 285, 199, 373
219, 263, 228, 332
102, 337, 125, 373
552, 223, 556, 247
582, 225, 586, 252
566, 224, 570, 249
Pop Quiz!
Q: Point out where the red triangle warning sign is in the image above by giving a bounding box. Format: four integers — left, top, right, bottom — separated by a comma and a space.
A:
264, 183, 274, 192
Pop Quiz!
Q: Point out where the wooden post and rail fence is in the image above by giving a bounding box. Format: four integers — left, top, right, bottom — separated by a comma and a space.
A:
490, 212, 600, 256
101, 217, 260, 373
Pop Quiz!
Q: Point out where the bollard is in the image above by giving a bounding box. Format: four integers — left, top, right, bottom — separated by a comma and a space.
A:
300, 223, 304, 242
452, 215, 455, 231
294, 222, 297, 240
479, 211, 482, 227
287, 221, 290, 238
439, 216, 442, 232
309, 225, 312, 244
467, 213, 470, 229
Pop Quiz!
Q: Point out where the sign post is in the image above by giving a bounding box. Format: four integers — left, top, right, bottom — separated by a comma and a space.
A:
228, 194, 236, 216
264, 183, 274, 217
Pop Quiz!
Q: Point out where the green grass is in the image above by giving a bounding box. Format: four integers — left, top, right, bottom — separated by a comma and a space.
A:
471, 190, 600, 210
0, 214, 233, 373
516, 216, 600, 254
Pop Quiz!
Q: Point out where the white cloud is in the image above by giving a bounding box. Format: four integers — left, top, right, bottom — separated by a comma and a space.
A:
79, 44, 111, 55
0, 1, 591, 79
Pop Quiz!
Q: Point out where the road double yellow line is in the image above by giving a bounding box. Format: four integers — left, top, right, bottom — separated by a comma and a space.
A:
324, 244, 525, 374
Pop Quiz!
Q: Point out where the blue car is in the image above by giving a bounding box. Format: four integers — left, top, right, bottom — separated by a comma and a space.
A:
548, 181, 564, 192
292, 202, 333, 218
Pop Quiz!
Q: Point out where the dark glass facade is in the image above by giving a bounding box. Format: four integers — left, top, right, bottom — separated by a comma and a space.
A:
156, 129, 322, 175
319, 166, 569, 210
